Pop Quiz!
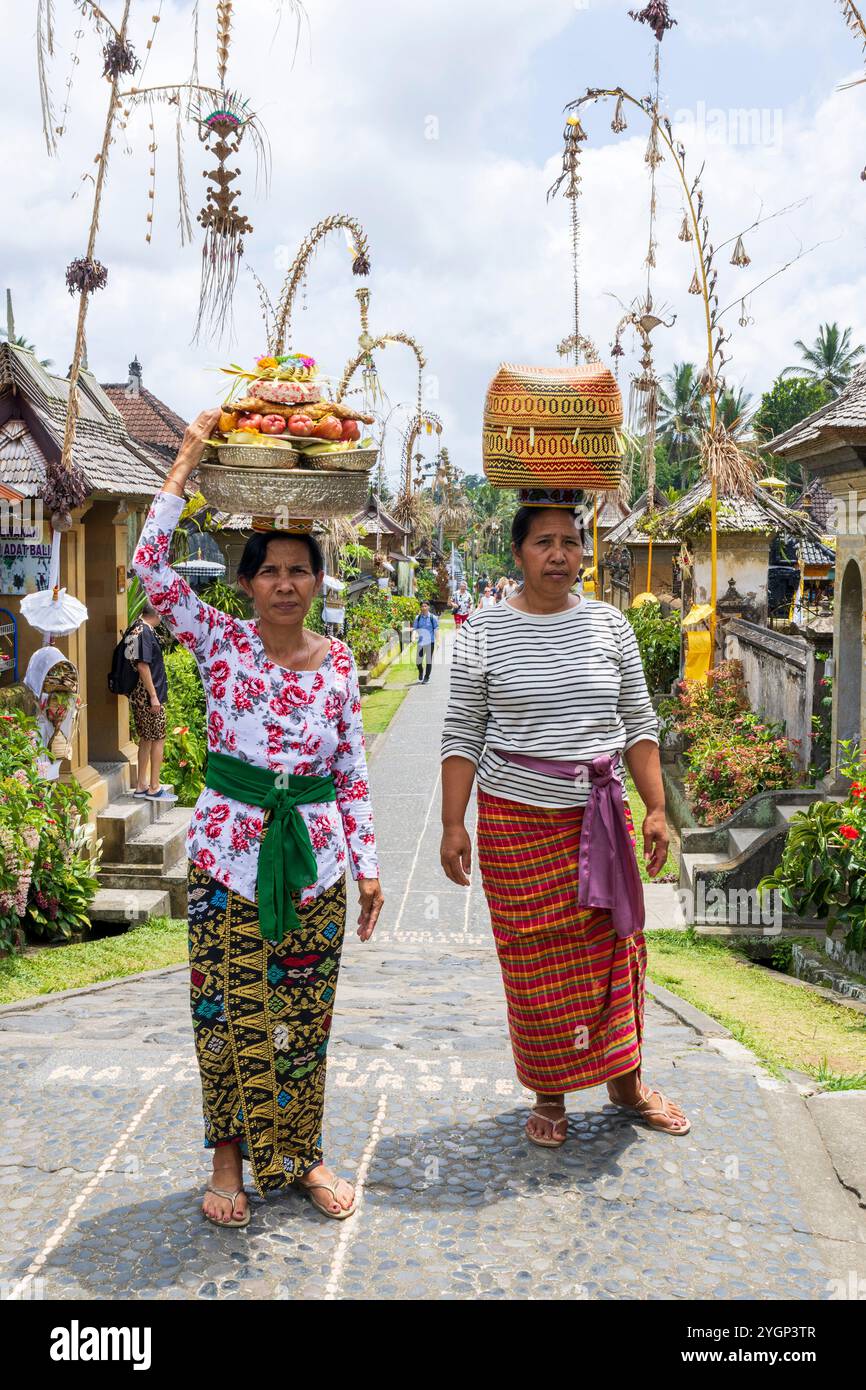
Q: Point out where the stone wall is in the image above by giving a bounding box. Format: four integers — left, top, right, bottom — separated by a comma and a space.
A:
723, 618, 814, 770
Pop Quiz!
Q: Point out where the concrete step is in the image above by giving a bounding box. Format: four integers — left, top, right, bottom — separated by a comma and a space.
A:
728, 826, 768, 856
97, 800, 153, 860
680, 850, 733, 891
90, 761, 134, 801
98, 855, 189, 919
88, 886, 171, 925
776, 803, 807, 826
116, 807, 192, 871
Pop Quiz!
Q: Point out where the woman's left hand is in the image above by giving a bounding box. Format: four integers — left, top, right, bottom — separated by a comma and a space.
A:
357, 878, 384, 941
642, 808, 669, 878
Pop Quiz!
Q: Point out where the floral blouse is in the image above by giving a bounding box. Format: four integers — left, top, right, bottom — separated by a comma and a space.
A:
132, 490, 380, 905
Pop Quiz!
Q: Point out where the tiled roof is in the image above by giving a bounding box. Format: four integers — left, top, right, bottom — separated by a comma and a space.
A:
798, 478, 836, 530
0, 419, 48, 497
101, 376, 187, 456
768, 364, 866, 455
793, 535, 835, 566
649, 476, 820, 540
0, 343, 167, 499
352, 498, 409, 537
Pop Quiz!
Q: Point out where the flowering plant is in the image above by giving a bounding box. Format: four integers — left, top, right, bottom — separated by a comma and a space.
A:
758, 741, 866, 953
0, 710, 99, 952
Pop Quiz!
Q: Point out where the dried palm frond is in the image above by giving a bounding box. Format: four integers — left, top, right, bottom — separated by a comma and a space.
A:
698, 424, 760, 500
837, 0, 866, 52
391, 491, 422, 534
175, 103, 194, 245
629, 2, 678, 42
37, 0, 58, 155
318, 515, 362, 577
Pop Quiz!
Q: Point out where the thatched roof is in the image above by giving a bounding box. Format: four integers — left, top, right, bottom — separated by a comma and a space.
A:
768, 364, 866, 458
646, 475, 821, 542
0, 342, 167, 499
603, 486, 677, 547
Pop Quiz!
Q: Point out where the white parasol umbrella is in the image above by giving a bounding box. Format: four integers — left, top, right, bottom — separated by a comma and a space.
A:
20, 584, 88, 636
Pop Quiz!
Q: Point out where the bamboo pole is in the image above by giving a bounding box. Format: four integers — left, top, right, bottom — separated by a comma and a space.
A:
59, 0, 133, 477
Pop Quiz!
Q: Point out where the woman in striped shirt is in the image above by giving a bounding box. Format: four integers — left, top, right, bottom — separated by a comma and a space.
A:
440, 505, 690, 1143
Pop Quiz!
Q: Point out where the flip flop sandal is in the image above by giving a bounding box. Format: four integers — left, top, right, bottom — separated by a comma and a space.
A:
202, 1183, 251, 1228
299, 1176, 357, 1220
610, 1086, 691, 1137
525, 1104, 568, 1149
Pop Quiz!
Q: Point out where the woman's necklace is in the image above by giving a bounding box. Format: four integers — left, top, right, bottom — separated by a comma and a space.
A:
260, 625, 315, 670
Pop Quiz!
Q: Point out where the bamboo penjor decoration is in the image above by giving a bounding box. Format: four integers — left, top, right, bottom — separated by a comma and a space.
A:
550, 0, 805, 665
35, 1, 284, 521
268, 216, 372, 356
834, 1, 866, 179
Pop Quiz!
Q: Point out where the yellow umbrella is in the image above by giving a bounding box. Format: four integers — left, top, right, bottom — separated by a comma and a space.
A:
631, 591, 658, 607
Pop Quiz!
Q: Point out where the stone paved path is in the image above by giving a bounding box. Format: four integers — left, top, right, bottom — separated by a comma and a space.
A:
1, 636, 863, 1301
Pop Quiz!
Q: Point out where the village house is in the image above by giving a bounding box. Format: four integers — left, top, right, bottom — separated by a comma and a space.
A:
0, 341, 170, 809
769, 364, 866, 788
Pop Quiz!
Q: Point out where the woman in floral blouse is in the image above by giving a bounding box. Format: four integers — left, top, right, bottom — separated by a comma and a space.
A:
133, 409, 384, 1227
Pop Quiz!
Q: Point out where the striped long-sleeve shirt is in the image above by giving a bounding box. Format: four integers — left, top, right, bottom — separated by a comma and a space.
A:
440, 595, 659, 808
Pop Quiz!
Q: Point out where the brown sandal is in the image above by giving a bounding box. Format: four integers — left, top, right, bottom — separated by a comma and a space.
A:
610, 1084, 691, 1136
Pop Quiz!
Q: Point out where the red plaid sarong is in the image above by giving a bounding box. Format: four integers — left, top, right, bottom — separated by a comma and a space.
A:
476, 789, 646, 1093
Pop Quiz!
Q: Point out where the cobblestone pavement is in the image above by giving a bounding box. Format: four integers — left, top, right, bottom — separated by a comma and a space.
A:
1, 637, 862, 1301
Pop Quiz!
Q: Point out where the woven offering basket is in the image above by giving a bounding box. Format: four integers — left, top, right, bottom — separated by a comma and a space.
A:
482, 362, 624, 491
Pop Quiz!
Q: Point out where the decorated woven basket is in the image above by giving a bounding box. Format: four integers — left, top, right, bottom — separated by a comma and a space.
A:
482, 363, 624, 490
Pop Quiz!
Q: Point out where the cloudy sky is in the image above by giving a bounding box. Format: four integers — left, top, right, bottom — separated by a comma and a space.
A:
5, 0, 866, 489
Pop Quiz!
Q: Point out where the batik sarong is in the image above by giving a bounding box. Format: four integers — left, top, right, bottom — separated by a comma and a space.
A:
476, 790, 646, 1094
187, 863, 346, 1196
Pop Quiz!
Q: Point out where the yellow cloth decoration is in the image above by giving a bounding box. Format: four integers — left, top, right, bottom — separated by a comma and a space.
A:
631, 591, 658, 607
684, 628, 711, 681
682, 602, 713, 628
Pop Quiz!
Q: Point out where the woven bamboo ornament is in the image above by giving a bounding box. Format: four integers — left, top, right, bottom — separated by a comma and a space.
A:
482, 363, 624, 491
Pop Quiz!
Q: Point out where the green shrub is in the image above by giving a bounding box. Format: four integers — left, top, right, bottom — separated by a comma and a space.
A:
162, 647, 207, 806
625, 599, 681, 695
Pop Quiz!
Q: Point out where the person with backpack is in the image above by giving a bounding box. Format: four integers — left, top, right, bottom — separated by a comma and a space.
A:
112, 603, 177, 801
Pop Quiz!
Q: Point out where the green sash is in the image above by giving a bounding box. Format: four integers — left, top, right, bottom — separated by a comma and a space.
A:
204, 750, 336, 941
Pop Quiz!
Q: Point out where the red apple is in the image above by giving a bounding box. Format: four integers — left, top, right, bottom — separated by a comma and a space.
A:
236, 413, 263, 431
340, 419, 361, 442
287, 413, 315, 436
312, 414, 343, 441
260, 414, 287, 434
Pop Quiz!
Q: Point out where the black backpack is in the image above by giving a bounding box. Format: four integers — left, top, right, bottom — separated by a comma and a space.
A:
108, 625, 140, 697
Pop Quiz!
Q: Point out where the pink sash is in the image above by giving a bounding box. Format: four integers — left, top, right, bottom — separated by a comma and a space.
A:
493, 749, 645, 939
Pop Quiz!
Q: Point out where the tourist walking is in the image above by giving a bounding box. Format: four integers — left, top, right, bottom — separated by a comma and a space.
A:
439, 505, 689, 1146
133, 408, 385, 1226
124, 603, 178, 802
452, 579, 473, 627
412, 600, 439, 683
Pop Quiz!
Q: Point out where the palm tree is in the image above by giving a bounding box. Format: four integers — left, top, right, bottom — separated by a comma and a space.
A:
657, 362, 705, 469
716, 385, 754, 439
0, 330, 54, 369
782, 323, 865, 398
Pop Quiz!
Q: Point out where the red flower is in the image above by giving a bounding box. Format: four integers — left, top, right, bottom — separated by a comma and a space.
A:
195, 848, 216, 871
839, 824, 860, 841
